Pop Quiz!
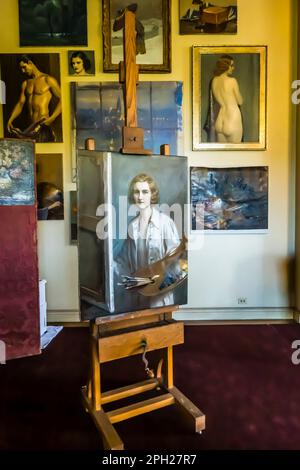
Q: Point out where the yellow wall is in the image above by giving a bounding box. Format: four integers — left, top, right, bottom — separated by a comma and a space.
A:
0, 0, 296, 321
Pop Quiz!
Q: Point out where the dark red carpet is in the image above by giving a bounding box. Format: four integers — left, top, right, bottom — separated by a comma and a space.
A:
1, 324, 300, 451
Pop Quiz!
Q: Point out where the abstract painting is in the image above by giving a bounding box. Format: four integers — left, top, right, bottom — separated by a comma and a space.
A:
191, 166, 268, 231
18, 0, 87, 46
179, 0, 237, 35
0, 139, 35, 205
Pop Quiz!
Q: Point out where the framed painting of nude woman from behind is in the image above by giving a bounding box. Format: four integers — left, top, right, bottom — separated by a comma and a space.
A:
192, 46, 267, 151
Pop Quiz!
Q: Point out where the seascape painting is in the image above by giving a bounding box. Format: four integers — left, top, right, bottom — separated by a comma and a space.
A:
191, 166, 268, 231
0, 140, 35, 205
18, 0, 87, 46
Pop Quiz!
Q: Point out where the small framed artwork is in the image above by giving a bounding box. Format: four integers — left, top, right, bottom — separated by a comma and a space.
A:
0, 139, 35, 206
192, 46, 267, 150
36, 154, 64, 221
191, 166, 268, 231
18, 0, 87, 46
180, 1, 237, 35
102, 0, 171, 73
68, 51, 95, 76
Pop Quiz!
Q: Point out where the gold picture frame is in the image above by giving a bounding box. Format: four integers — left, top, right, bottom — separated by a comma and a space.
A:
192, 46, 267, 150
102, 0, 171, 73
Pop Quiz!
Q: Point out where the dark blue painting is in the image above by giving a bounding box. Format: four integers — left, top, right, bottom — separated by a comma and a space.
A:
0, 140, 35, 206
191, 166, 268, 230
71, 81, 183, 168
19, 0, 87, 46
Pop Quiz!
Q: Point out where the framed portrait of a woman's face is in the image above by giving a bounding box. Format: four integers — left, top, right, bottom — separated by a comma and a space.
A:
192, 46, 267, 151
102, 0, 171, 73
68, 50, 95, 76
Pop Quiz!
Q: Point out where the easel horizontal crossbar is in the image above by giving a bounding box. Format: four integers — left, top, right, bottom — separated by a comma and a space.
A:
101, 378, 159, 405
107, 393, 175, 424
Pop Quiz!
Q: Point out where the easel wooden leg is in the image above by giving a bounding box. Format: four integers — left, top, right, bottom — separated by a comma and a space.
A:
159, 345, 205, 434
169, 387, 205, 434
82, 387, 124, 450
82, 321, 124, 449
90, 322, 101, 411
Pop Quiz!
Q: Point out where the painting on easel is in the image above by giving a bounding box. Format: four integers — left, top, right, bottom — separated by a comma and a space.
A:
78, 151, 188, 319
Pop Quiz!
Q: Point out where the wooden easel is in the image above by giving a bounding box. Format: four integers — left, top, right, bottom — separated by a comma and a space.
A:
82, 306, 205, 450
81, 9, 205, 449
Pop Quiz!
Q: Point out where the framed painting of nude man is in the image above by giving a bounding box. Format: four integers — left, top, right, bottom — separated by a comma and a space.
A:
192, 46, 267, 150
102, 0, 171, 73
77, 151, 188, 319
0, 53, 62, 143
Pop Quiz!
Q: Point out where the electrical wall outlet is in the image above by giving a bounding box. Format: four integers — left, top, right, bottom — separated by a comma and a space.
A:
237, 297, 247, 305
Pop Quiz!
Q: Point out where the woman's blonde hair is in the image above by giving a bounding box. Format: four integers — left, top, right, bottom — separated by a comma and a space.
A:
128, 173, 159, 204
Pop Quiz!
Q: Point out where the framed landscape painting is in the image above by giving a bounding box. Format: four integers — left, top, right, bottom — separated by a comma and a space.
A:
192, 46, 267, 150
18, 0, 87, 46
102, 0, 171, 72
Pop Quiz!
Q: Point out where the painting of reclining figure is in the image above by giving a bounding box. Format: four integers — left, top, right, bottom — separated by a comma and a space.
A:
78, 151, 188, 319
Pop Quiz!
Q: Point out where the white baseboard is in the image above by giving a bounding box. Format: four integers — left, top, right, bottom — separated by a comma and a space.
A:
47, 310, 81, 323
174, 307, 294, 322
293, 311, 300, 323
47, 307, 295, 323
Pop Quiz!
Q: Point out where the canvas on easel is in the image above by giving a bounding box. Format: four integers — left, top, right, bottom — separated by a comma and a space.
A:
78, 151, 188, 319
